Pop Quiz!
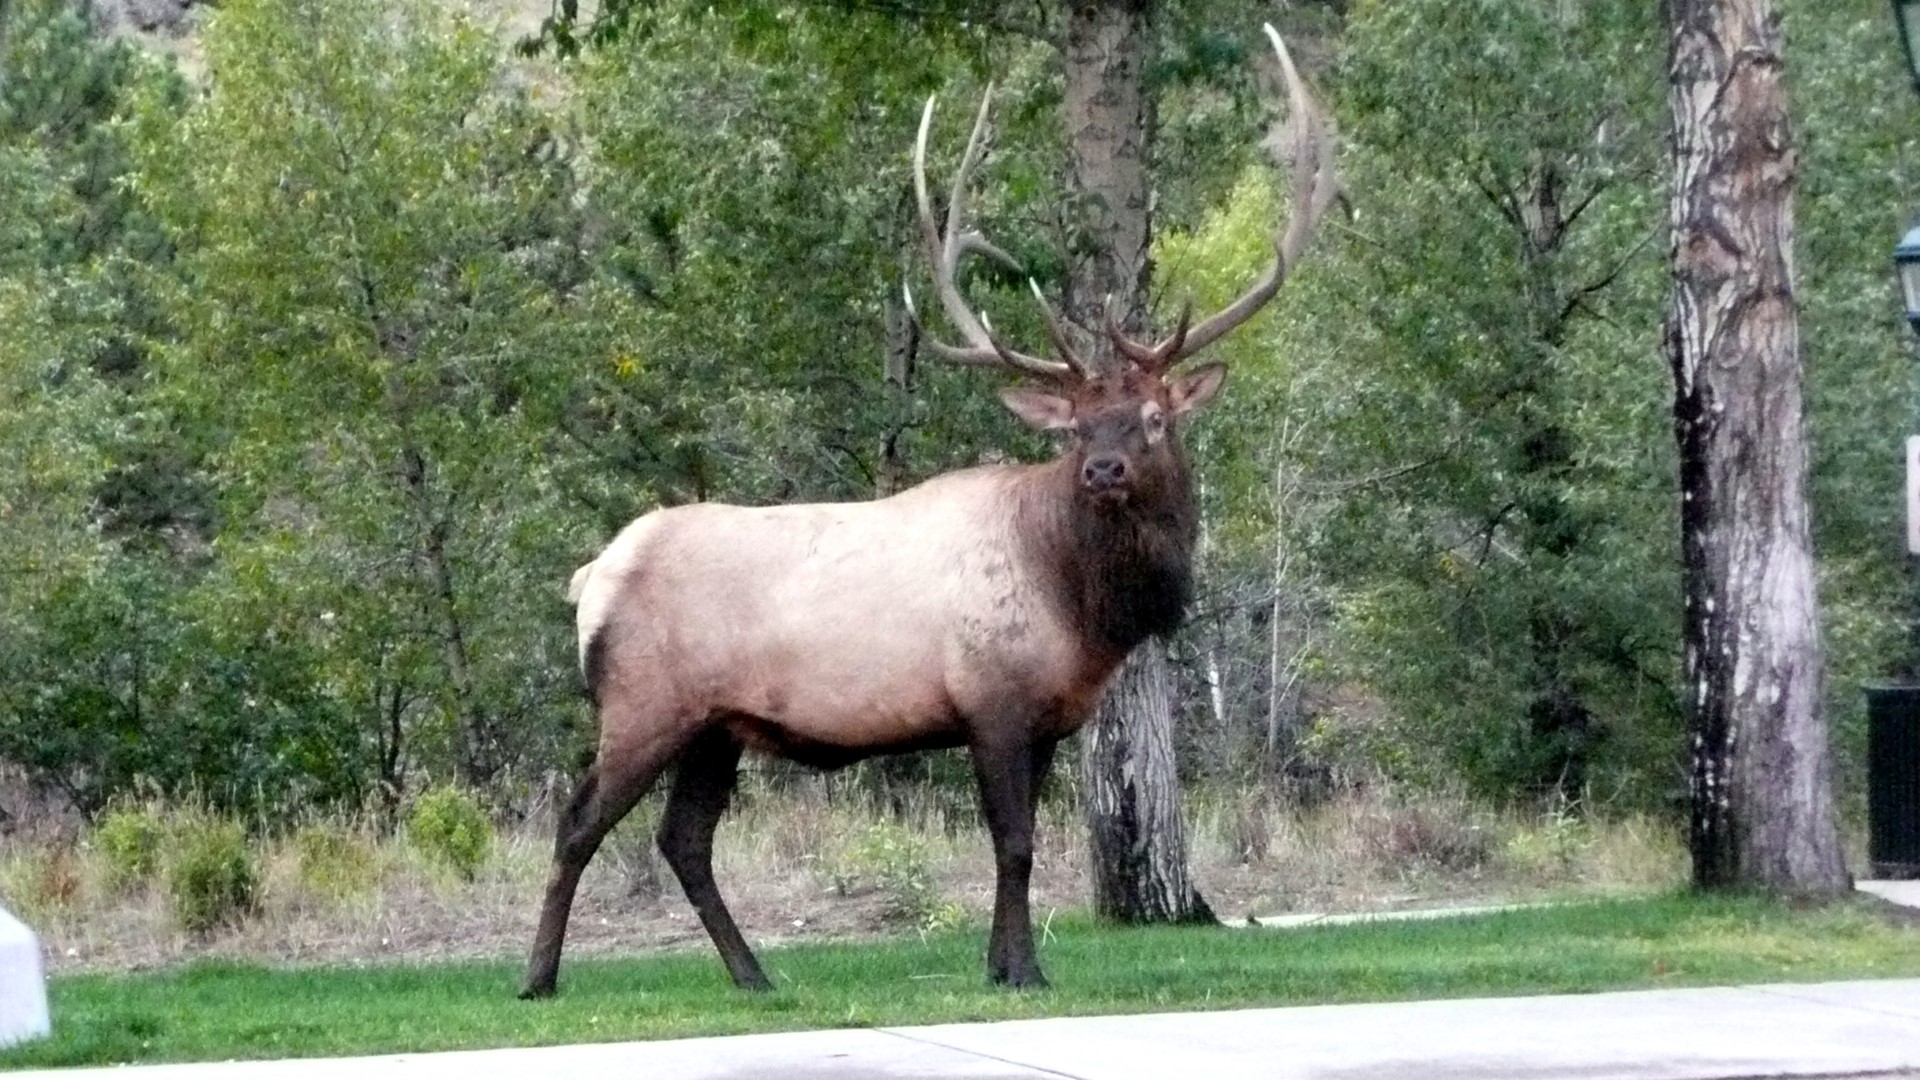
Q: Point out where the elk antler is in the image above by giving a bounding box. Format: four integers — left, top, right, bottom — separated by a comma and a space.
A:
906, 88, 1088, 381
1111, 23, 1340, 374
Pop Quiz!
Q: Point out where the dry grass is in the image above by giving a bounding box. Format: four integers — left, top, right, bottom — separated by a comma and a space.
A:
0, 779, 1686, 976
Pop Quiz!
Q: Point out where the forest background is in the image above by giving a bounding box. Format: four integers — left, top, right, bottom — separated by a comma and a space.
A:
2, 0, 1915, 919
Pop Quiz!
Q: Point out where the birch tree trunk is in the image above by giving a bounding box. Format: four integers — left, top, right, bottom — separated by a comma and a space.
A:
880, 187, 919, 499
1664, 0, 1847, 893
1062, 0, 1210, 924
0, 0, 13, 95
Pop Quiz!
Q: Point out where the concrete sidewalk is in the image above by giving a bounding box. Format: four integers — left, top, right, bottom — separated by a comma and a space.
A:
14, 978, 1920, 1080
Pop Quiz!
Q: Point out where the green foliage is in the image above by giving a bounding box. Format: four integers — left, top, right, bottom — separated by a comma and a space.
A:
1503, 801, 1595, 880
293, 823, 382, 905
0, 0, 1913, 829
95, 805, 167, 892
166, 817, 258, 934
845, 820, 946, 927
1210, 0, 1681, 803
406, 786, 492, 881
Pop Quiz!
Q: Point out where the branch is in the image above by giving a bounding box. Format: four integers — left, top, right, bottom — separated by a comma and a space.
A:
1557, 224, 1660, 325
1557, 176, 1611, 236
1312, 451, 1449, 495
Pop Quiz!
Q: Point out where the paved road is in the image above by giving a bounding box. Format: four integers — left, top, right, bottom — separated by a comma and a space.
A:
14, 978, 1920, 1080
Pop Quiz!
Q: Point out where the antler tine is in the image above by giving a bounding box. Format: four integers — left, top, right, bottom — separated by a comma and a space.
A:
911, 91, 1073, 380
1113, 24, 1337, 371
1105, 297, 1193, 373
1029, 279, 1090, 377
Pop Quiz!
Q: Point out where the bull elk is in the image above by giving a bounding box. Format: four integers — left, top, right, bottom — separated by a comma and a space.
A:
520, 23, 1336, 998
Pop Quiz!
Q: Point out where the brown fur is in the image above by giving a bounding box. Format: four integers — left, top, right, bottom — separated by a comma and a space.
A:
519, 368, 1214, 998
522, 22, 1330, 995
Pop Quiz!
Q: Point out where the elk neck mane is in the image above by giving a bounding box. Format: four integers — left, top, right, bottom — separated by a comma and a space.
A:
1008, 452, 1198, 653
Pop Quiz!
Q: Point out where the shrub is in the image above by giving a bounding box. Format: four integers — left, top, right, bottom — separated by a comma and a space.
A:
407, 786, 493, 881
293, 823, 381, 904
1361, 801, 1493, 873
95, 805, 167, 892
167, 818, 258, 934
0, 846, 83, 921
847, 821, 941, 927
1504, 800, 1594, 880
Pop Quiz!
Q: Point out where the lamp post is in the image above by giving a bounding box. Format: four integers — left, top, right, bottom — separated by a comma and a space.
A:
1872, 1, 1920, 880
1896, 0, 1920, 98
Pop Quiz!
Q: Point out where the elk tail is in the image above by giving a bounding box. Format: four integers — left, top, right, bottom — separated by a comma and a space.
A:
568, 561, 595, 605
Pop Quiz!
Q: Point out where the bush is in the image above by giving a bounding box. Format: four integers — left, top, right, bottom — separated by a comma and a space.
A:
293, 823, 381, 904
1503, 800, 1594, 880
1360, 801, 1493, 873
95, 805, 167, 892
0, 847, 83, 921
167, 818, 258, 934
847, 821, 942, 928
406, 786, 493, 881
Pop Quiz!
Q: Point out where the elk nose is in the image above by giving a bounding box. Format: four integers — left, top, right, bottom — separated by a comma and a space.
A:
1083, 455, 1128, 491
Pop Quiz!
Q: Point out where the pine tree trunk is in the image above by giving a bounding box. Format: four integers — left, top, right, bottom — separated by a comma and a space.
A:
1664, 0, 1847, 894
1062, 0, 1210, 923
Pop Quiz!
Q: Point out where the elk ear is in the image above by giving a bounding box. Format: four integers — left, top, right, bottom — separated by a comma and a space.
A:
998, 386, 1075, 432
1167, 362, 1227, 416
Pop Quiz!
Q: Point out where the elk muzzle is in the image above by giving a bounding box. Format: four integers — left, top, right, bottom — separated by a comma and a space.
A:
1082, 454, 1130, 499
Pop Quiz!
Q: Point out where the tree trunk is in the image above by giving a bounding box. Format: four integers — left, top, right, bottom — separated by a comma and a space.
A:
879, 187, 920, 499
1664, 0, 1847, 894
0, 0, 13, 96
1062, 0, 1210, 923
401, 444, 494, 789
1082, 644, 1214, 922
1196, 477, 1228, 733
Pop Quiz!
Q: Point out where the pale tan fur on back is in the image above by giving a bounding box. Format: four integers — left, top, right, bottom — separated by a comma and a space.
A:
572, 466, 1114, 758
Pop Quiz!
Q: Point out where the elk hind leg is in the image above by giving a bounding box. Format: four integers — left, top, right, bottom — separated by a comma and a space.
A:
521, 724, 681, 1000
657, 727, 770, 991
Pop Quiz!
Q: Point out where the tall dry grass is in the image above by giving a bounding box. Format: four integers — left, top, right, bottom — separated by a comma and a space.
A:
0, 777, 1688, 974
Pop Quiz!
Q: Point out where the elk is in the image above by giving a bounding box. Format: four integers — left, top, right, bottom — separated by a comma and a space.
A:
519, 23, 1335, 999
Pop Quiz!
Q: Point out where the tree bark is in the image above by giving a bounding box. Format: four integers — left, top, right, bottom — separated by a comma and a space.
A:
1663, 0, 1847, 893
1062, 0, 1210, 923
880, 187, 920, 499
0, 0, 13, 97
1082, 643, 1214, 922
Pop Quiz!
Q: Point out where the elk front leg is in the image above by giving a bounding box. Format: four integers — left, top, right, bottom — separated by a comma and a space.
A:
968, 730, 1046, 989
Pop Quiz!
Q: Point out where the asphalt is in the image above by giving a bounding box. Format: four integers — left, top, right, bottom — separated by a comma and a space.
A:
13, 884, 1920, 1079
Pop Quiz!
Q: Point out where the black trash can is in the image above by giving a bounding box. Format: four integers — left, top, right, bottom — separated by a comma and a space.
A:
1868, 684, 1920, 879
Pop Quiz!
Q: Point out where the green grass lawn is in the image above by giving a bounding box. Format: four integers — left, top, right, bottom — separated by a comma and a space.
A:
7, 893, 1920, 1069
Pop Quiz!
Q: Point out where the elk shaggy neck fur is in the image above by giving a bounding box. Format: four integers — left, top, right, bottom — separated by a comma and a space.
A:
1016, 452, 1197, 652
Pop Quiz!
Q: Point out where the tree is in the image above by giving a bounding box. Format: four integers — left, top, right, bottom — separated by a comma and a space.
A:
1258, 0, 1677, 804
1058, 0, 1212, 923
1664, 0, 1846, 891
131, 0, 598, 796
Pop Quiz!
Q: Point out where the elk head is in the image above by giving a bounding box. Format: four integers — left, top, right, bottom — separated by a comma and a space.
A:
904, 24, 1338, 511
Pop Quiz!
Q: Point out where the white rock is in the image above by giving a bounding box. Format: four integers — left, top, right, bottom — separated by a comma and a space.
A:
0, 906, 50, 1047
